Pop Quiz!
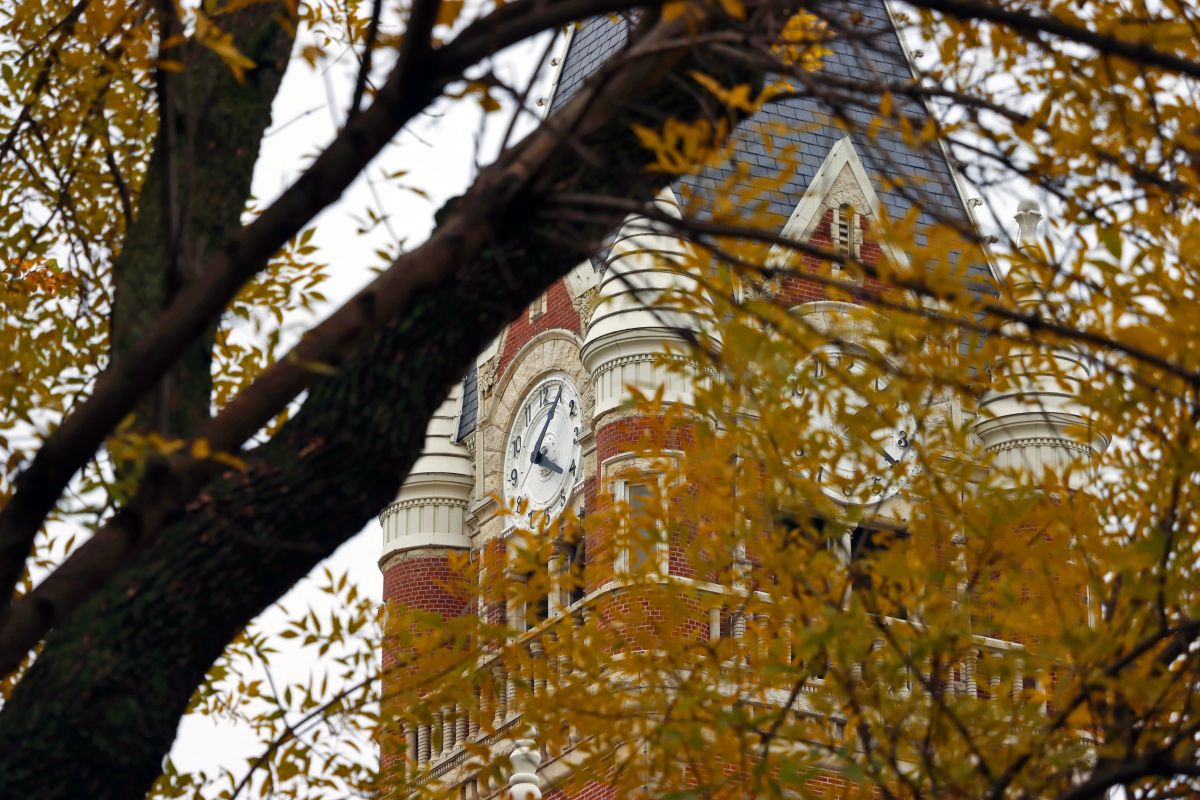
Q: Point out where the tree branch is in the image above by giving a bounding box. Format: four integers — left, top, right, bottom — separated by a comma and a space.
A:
0, 0, 655, 632
0, 3, 756, 680
347, 0, 384, 124
908, 0, 1200, 80
0, 4, 777, 792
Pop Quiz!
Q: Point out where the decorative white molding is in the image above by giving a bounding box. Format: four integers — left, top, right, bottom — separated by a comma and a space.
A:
486, 329, 587, 426
380, 496, 470, 522
766, 136, 912, 272
540, 23, 576, 120
572, 285, 599, 332
462, 431, 477, 455
988, 437, 1093, 455
585, 333, 706, 422
478, 356, 500, 398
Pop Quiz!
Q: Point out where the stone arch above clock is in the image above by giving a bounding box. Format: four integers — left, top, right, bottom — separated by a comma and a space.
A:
477, 329, 594, 544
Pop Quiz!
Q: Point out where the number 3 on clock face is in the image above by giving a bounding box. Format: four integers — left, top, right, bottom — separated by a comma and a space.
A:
503, 376, 585, 528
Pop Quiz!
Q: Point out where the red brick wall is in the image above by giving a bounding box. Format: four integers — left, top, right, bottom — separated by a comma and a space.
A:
499, 279, 582, 379
774, 208, 888, 307
381, 550, 470, 777
383, 553, 469, 621
596, 416, 695, 463
589, 416, 701, 590
544, 780, 617, 800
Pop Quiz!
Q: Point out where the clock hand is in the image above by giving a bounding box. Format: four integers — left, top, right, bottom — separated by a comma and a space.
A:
536, 450, 563, 474
844, 404, 899, 466
530, 385, 563, 467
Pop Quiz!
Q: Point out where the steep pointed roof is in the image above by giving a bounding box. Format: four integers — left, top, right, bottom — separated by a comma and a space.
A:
547, 0, 992, 285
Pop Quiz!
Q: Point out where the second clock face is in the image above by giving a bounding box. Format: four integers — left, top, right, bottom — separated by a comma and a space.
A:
788, 345, 918, 505
503, 375, 584, 527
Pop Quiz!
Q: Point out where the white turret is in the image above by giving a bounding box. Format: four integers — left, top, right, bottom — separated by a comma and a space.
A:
379, 383, 475, 562
973, 199, 1108, 488
581, 188, 710, 423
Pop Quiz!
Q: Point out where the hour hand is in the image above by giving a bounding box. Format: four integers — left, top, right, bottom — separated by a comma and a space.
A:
532, 450, 563, 474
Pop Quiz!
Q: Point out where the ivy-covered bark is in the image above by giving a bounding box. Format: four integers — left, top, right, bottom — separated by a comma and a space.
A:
110, 5, 294, 439
0, 8, 769, 798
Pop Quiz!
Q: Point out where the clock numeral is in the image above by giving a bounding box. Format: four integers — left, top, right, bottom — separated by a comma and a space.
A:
510, 468, 518, 487
512, 435, 522, 457
817, 466, 824, 481
559, 489, 566, 507
525, 405, 531, 427
569, 459, 576, 473
540, 385, 549, 405
871, 477, 882, 494
569, 399, 576, 417
573, 426, 579, 443
897, 430, 909, 449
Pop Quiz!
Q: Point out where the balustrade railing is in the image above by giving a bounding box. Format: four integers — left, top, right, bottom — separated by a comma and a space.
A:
402, 580, 1030, 785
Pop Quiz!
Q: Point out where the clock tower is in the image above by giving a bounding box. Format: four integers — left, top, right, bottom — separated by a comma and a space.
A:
372, 0, 1099, 790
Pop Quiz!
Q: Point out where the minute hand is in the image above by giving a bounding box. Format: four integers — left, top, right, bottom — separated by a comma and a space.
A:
530, 386, 564, 473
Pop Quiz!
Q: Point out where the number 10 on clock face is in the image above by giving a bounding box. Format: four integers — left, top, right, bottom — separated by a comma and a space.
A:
504, 376, 584, 527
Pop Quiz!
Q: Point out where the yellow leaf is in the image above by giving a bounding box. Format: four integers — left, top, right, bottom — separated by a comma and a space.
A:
211, 451, 248, 471
662, 1, 688, 21
194, 11, 258, 84
717, 0, 745, 20
191, 438, 211, 459
436, 0, 464, 27
217, 0, 276, 14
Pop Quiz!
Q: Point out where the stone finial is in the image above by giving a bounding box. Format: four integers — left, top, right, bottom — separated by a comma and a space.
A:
1014, 198, 1042, 247
507, 739, 543, 800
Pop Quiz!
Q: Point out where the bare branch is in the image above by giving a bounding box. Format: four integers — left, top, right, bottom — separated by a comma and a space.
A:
909, 0, 1200, 80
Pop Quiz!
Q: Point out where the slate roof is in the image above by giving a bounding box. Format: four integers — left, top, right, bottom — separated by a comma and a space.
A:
549, 16, 631, 117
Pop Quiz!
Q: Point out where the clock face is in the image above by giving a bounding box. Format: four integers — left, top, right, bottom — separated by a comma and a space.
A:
788, 345, 918, 505
504, 376, 585, 527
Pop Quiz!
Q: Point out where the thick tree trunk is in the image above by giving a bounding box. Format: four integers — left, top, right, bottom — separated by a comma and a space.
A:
0, 9, 766, 798
110, 5, 294, 439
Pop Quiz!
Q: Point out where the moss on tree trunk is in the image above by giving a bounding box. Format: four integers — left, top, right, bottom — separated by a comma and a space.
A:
110, 5, 293, 439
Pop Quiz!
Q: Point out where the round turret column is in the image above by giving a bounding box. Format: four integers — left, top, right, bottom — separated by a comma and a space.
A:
973, 199, 1108, 487
379, 382, 475, 616
581, 188, 711, 424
